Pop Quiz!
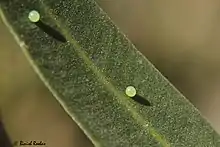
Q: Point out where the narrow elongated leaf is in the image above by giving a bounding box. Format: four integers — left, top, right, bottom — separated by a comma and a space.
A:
1, 0, 220, 146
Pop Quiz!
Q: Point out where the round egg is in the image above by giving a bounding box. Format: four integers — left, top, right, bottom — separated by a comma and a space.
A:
28, 10, 40, 22
125, 86, 137, 97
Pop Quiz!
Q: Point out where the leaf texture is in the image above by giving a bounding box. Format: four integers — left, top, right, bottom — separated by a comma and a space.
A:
1, 0, 220, 146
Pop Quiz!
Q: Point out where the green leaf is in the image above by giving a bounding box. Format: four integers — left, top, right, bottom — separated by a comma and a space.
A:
1, 0, 220, 146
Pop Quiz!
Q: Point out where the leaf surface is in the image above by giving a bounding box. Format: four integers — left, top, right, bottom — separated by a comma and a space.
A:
1, 0, 220, 146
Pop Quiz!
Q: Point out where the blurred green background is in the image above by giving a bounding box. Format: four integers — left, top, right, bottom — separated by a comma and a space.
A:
1, 1, 220, 147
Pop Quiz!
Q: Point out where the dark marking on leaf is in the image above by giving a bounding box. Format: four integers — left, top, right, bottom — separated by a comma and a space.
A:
132, 95, 151, 106
35, 20, 67, 43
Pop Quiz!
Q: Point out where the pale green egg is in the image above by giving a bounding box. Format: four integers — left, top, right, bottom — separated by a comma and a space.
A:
125, 86, 136, 97
28, 10, 40, 22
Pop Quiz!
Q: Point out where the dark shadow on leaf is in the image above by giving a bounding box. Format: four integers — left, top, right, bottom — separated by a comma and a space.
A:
132, 95, 151, 106
35, 20, 67, 43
